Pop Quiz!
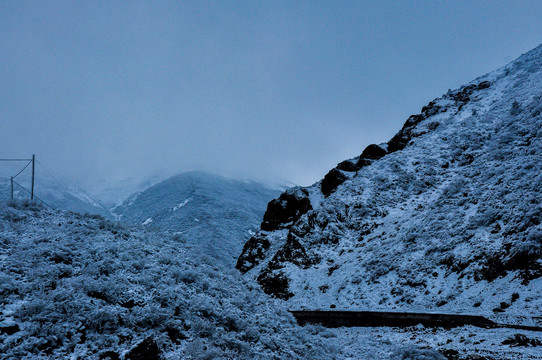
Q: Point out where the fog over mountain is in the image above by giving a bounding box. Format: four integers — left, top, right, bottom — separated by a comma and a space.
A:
2, 2, 542, 187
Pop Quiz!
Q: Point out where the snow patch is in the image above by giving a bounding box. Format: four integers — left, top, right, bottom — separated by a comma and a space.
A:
172, 198, 191, 211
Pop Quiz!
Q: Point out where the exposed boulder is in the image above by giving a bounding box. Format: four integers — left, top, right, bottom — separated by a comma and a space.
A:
321, 168, 348, 196
502, 334, 542, 347
356, 158, 372, 168
336, 160, 360, 172
388, 114, 426, 153
448, 81, 491, 103
360, 144, 387, 160
236, 234, 271, 273
261, 188, 312, 231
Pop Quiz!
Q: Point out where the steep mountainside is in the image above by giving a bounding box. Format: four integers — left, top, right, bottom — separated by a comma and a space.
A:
237, 44, 542, 325
113, 172, 280, 265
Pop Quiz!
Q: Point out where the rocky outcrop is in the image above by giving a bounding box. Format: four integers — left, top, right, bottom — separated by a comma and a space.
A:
256, 231, 314, 299
388, 81, 491, 153
260, 188, 312, 231
238, 76, 496, 299
336, 160, 360, 172
321, 169, 349, 196
236, 187, 313, 275
236, 234, 271, 273
387, 114, 426, 153
448, 81, 490, 103
360, 144, 387, 160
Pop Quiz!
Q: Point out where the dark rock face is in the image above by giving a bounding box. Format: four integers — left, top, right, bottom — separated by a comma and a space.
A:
261, 188, 312, 231
353, 144, 388, 168
360, 144, 387, 160
356, 158, 372, 168
267, 232, 313, 270
238, 188, 312, 274
236, 234, 271, 273
256, 232, 314, 299
336, 160, 360, 172
321, 169, 348, 196
387, 114, 426, 153
421, 100, 443, 117
125, 337, 162, 360
449, 81, 491, 102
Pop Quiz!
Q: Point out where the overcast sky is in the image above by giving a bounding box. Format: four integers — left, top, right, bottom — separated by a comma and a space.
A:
1, 1, 542, 190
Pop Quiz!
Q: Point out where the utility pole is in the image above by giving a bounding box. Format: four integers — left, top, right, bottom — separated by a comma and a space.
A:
31, 154, 35, 201
10, 176, 13, 200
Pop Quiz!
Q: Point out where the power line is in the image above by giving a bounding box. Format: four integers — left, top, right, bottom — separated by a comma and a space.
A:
0, 159, 33, 161
12, 179, 53, 209
36, 160, 64, 185
12, 160, 32, 179
1, 155, 36, 201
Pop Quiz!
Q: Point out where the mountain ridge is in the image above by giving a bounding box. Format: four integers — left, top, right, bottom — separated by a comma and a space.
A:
237, 43, 542, 324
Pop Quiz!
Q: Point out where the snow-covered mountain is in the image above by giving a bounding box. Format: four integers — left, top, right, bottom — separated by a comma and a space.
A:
0, 176, 110, 218
238, 42, 542, 328
112, 171, 280, 265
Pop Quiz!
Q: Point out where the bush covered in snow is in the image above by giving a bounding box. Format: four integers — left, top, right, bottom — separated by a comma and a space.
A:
0, 204, 340, 359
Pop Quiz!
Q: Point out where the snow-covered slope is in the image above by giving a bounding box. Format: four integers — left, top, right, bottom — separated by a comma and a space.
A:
1, 203, 539, 359
238, 43, 542, 327
112, 171, 280, 265
0, 202, 347, 359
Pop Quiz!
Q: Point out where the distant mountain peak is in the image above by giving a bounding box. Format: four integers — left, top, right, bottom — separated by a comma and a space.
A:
113, 171, 280, 265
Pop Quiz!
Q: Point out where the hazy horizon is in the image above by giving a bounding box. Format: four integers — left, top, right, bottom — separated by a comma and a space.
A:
2, 1, 542, 191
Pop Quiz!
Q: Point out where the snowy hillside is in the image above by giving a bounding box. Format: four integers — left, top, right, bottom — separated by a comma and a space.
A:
0, 202, 342, 359
112, 172, 280, 265
238, 42, 542, 330
1, 201, 486, 360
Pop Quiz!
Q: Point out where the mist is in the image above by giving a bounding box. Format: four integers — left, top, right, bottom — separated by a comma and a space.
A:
2, 1, 542, 191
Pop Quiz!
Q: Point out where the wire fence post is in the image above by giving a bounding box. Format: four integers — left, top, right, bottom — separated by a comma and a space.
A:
31, 154, 35, 201
10, 176, 13, 200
